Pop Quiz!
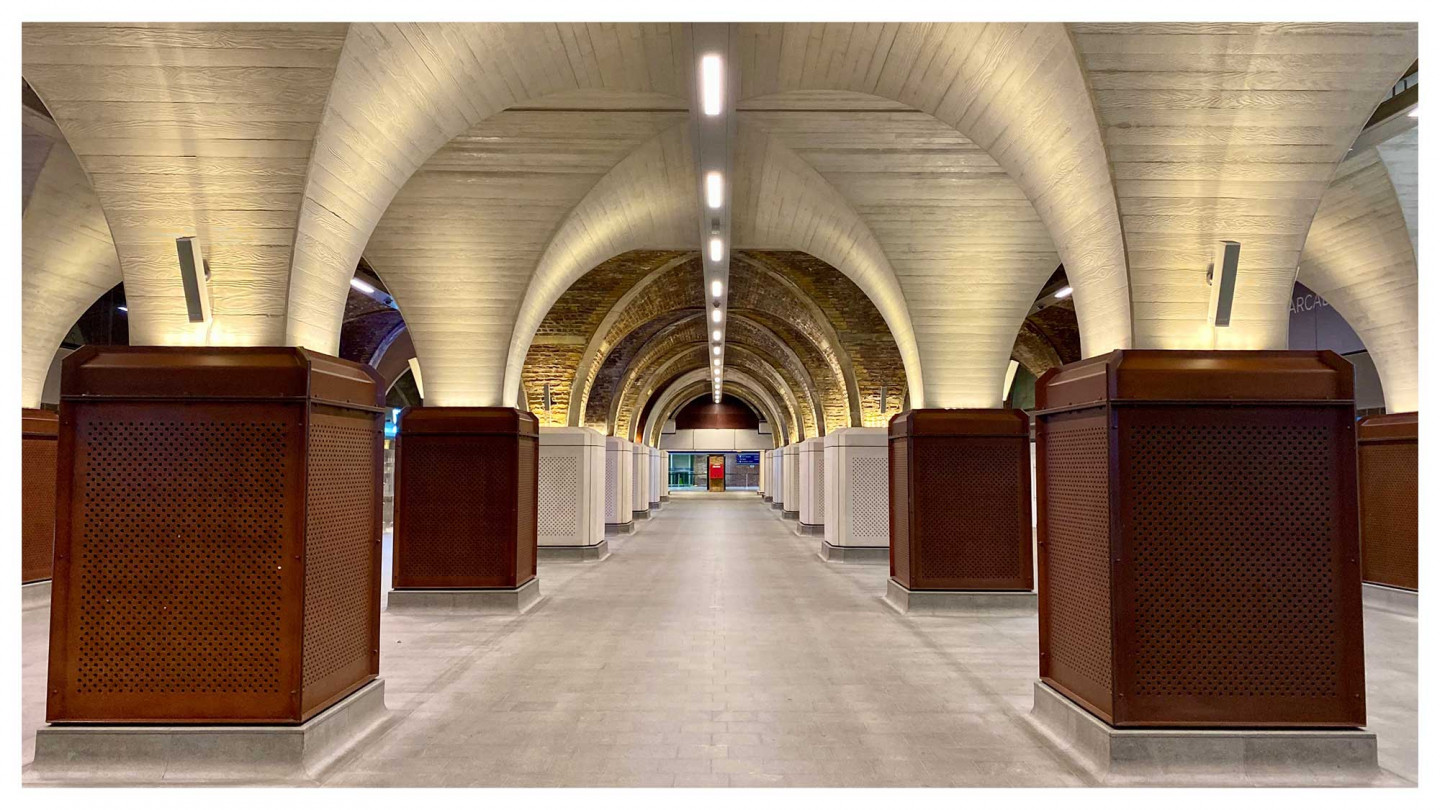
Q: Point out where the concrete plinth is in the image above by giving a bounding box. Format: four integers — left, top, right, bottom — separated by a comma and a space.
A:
781, 509, 799, 520
883, 579, 1036, 616
22, 579, 51, 612
771, 501, 784, 510
30, 679, 388, 784
649, 501, 661, 511
387, 578, 543, 614
605, 521, 635, 536
763, 496, 773, 503
796, 522, 824, 536
817, 541, 887, 564
1363, 582, 1417, 617
633, 507, 652, 520
1028, 681, 1385, 786
537, 540, 610, 562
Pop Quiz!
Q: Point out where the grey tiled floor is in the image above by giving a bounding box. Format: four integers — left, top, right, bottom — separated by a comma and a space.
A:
20, 492, 1419, 786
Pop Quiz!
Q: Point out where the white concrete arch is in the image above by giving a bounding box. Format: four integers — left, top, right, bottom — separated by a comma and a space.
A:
735, 108, 1059, 408
22, 22, 351, 347
1070, 22, 1416, 351
286, 23, 694, 354
728, 124, 927, 406
21, 111, 123, 407
1298, 146, 1418, 413
735, 22, 1133, 361
367, 115, 692, 407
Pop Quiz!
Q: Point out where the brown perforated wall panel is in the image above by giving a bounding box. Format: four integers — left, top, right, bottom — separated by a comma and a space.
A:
516, 435, 538, 582
301, 411, 381, 718
22, 409, 58, 583
47, 347, 383, 725
1037, 408, 1114, 720
889, 410, 1032, 591
392, 408, 539, 590
53, 403, 302, 722
1358, 416, 1418, 591
889, 438, 909, 582
1036, 350, 1364, 729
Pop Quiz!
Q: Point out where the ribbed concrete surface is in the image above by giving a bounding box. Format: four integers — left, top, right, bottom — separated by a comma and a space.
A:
20, 492, 1418, 786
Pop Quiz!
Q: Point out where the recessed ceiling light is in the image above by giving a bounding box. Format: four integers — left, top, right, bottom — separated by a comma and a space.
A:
350, 277, 376, 294
712, 330, 722, 341
701, 54, 723, 116
708, 237, 723, 263
1054, 286, 1073, 300
710, 280, 723, 297
711, 308, 722, 323
705, 171, 724, 209
713, 346, 721, 355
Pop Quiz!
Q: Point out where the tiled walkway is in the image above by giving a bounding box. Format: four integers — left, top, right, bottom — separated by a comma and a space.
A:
21, 492, 1419, 786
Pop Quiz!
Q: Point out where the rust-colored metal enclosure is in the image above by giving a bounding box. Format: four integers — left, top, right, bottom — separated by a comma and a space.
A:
1034, 350, 1364, 728
22, 408, 58, 584
392, 407, 538, 590
47, 347, 384, 724
889, 409, 1033, 591
1358, 412, 1417, 591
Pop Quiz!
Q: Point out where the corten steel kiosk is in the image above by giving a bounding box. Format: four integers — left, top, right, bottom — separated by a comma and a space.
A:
391, 408, 539, 605
886, 410, 1034, 613
1034, 350, 1365, 729
1357, 412, 1417, 594
22, 408, 58, 588
46, 347, 384, 725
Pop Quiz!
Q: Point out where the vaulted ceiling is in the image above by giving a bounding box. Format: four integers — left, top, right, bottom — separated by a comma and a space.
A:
20, 22, 1420, 423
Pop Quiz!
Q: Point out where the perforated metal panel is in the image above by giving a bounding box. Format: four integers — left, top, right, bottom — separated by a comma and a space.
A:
22, 415, 58, 584
604, 451, 620, 522
52, 403, 302, 722
888, 439, 908, 580
814, 454, 826, 523
516, 436, 538, 581
302, 412, 379, 716
1039, 410, 1113, 717
911, 437, 1028, 586
1123, 412, 1347, 702
392, 409, 537, 590
47, 347, 383, 725
539, 456, 581, 537
851, 457, 888, 542
395, 435, 512, 585
1358, 434, 1418, 591
1036, 350, 1364, 728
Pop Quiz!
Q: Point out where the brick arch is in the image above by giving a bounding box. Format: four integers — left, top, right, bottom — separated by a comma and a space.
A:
643, 380, 785, 451
623, 343, 805, 446
514, 250, 691, 424
610, 313, 822, 440
642, 369, 792, 448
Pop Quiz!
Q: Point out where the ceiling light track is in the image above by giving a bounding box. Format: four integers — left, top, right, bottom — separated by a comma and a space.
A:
691, 24, 736, 404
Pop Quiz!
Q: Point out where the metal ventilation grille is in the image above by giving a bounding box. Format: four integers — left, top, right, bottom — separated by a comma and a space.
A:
539, 456, 581, 537
889, 440, 908, 577
302, 416, 375, 698
604, 451, 620, 522
1126, 420, 1342, 699
22, 435, 57, 583
814, 453, 826, 523
399, 436, 510, 581
74, 417, 290, 694
1359, 441, 1418, 590
913, 438, 1024, 582
851, 456, 888, 541
516, 438, 537, 579
1042, 416, 1113, 697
